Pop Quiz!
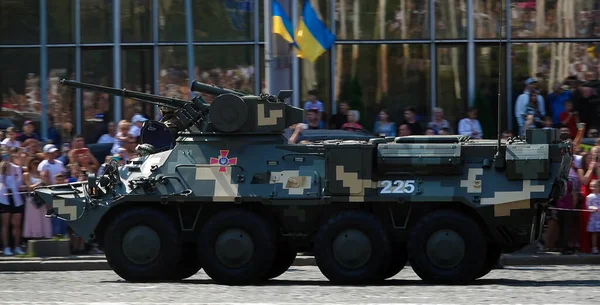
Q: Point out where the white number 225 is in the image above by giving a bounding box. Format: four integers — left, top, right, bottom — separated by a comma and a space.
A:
379, 180, 416, 194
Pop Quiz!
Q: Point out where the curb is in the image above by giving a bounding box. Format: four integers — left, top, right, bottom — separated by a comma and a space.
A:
1, 254, 598, 272
500, 254, 600, 266
0, 257, 318, 272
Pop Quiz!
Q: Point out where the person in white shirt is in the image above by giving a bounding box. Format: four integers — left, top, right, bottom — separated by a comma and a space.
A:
515, 78, 546, 136
129, 114, 148, 139
458, 107, 483, 139
0, 127, 20, 149
97, 122, 117, 144
38, 144, 66, 185
0, 147, 26, 256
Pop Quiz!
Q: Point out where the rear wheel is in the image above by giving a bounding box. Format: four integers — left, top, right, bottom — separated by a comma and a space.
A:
313, 211, 391, 285
103, 207, 182, 282
407, 210, 486, 284
198, 209, 276, 285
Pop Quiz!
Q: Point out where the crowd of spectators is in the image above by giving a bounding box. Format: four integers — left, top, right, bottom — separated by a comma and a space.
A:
288, 88, 485, 144
0, 113, 147, 256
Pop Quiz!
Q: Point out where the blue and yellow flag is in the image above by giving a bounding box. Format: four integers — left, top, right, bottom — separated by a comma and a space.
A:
294, 0, 336, 62
272, 0, 296, 46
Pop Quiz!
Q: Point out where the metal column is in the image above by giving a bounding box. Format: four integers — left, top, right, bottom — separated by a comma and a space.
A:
152, 0, 160, 119
329, 0, 336, 114
113, 0, 122, 122
291, 0, 300, 107
467, 0, 475, 107
265, 0, 292, 104
505, 0, 512, 129
39, 0, 48, 140
263, 0, 272, 94
185, 0, 195, 90
75, 0, 82, 134
429, 0, 436, 113
254, 0, 261, 94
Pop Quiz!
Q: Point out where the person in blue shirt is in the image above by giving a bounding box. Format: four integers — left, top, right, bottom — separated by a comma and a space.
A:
373, 109, 396, 137
548, 83, 572, 126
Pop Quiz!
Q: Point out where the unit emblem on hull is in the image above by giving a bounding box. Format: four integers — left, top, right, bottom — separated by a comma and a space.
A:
210, 150, 237, 172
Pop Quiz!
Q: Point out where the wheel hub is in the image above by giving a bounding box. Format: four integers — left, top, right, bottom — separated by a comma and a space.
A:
121, 225, 161, 265
426, 229, 465, 269
332, 229, 372, 269
215, 228, 254, 268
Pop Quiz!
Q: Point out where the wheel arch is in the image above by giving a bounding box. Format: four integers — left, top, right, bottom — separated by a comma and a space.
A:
406, 202, 496, 242
94, 201, 178, 249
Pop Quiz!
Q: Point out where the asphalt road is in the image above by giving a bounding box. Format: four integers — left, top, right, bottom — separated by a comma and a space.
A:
0, 265, 599, 304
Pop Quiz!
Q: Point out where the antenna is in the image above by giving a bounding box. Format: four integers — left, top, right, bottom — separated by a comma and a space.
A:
493, 0, 505, 169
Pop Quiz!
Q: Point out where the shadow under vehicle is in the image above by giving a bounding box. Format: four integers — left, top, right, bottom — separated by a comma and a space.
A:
34, 79, 572, 286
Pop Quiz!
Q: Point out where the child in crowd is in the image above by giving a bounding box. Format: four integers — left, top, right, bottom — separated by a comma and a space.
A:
111, 120, 131, 155
587, 179, 600, 254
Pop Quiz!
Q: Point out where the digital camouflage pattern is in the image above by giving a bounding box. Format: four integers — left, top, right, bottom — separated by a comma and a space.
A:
34, 80, 572, 285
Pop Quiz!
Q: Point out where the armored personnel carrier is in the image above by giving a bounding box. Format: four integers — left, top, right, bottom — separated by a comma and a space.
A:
34, 79, 572, 285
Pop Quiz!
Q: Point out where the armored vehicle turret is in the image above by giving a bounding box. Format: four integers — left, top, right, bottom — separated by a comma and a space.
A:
34, 80, 572, 286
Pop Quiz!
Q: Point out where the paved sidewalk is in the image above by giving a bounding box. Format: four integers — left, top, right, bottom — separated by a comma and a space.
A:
0, 252, 599, 272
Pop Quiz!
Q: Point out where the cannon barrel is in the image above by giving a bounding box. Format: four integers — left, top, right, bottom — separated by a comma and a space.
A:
190, 80, 247, 97
60, 79, 189, 109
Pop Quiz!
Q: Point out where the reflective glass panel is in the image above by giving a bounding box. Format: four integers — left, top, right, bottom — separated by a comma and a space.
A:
81, 0, 114, 43
0, 0, 40, 44
336, 44, 430, 134
81, 48, 113, 143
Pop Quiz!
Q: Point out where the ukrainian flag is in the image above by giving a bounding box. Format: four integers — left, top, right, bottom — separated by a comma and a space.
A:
272, 0, 296, 46
294, 0, 336, 62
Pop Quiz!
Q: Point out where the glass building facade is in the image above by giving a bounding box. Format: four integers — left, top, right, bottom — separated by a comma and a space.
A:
0, 0, 599, 142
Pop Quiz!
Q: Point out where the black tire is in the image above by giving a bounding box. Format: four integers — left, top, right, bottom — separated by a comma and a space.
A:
103, 207, 182, 282
168, 242, 202, 281
407, 210, 487, 284
198, 209, 276, 285
477, 243, 503, 279
383, 243, 408, 280
313, 210, 391, 285
262, 241, 297, 280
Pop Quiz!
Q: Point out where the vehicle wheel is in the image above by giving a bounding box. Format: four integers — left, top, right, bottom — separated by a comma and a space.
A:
477, 243, 503, 279
168, 242, 202, 281
198, 209, 276, 285
262, 241, 297, 280
103, 207, 182, 282
383, 243, 408, 280
407, 210, 486, 284
313, 210, 391, 285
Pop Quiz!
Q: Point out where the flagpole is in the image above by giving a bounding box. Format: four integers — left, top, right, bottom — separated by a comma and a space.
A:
291, 0, 300, 108
263, 0, 272, 94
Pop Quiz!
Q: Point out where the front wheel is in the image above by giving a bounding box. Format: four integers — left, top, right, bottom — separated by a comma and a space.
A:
103, 207, 182, 282
407, 210, 487, 284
